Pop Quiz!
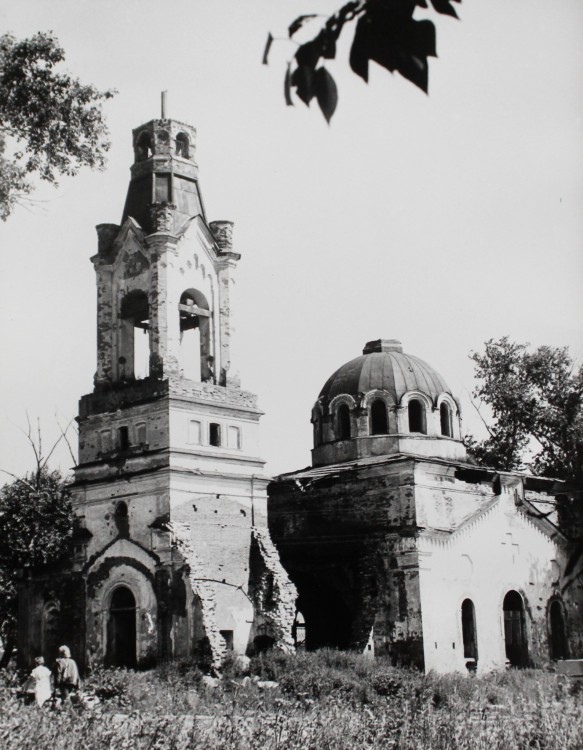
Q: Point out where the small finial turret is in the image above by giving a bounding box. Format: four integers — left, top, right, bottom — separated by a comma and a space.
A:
161, 91, 167, 119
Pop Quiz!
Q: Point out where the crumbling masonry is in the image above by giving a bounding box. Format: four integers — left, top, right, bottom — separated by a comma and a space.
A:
18, 111, 296, 670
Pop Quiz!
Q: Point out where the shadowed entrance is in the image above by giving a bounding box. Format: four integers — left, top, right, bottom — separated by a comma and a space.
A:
503, 590, 528, 667
107, 586, 137, 667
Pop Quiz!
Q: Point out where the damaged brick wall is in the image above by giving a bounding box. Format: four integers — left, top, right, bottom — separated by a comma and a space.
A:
167, 520, 226, 671
248, 526, 297, 653
268, 458, 424, 666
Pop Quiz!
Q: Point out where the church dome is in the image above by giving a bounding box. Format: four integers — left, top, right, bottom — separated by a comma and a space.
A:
319, 339, 451, 405
311, 339, 466, 467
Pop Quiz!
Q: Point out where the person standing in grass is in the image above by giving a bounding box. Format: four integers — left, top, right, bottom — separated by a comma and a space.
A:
26, 656, 52, 707
53, 645, 80, 702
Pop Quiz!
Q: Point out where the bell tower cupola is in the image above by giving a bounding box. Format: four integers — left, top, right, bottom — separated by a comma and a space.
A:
91, 99, 241, 391
122, 101, 203, 235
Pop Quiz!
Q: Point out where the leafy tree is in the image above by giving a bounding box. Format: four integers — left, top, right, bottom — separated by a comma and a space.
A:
0, 31, 115, 220
0, 466, 73, 668
466, 337, 583, 483
264, 0, 461, 122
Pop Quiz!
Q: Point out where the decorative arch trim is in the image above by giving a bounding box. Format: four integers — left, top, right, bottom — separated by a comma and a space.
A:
328, 394, 357, 413
362, 389, 395, 409
399, 390, 433, 410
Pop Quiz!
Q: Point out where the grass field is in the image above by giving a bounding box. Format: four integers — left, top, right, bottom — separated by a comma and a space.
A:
1, 650, 582, 749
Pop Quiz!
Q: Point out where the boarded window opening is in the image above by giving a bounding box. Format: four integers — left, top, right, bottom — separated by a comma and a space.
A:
408, 399, 426, 434
228, 425, 241, 449
114, 501, 129, 538
188, 420, 201, 444
209, 423, 221, 447
100, 429, 111, 454
461, 599, 478, 661
136, 422, 147, 445
370, 399, 388, 435
503, 590, 529, 667
440, 402, 453, 437
336, 404, 351, 440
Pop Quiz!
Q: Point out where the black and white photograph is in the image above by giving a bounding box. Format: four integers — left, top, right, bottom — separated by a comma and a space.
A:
0, 1, 582, 746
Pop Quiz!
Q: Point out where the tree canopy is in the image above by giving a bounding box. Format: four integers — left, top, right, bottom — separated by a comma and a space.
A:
264, 0, 462, 122
466, 337, 583, 483
0, 31, 115, 220
0, 466, 73, 667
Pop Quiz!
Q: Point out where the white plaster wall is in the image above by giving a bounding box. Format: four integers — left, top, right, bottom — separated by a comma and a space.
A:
169, 400, 263, 474
417, 490, 561, 673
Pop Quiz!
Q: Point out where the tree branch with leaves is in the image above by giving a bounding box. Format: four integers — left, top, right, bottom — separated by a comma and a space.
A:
264, 0, 461, 122
0, 31, 115, 220
465, 337, 583, 483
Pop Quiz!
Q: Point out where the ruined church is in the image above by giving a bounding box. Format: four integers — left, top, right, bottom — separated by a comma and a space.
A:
19, 110, 582, 674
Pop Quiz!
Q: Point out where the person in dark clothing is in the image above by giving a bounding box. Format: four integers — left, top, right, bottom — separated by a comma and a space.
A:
53, 645, 80, 702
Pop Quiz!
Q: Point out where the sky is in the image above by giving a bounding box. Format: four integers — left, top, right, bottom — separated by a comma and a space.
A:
0, 0, 582, 481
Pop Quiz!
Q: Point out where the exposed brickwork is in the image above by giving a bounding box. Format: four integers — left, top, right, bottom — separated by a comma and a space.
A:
168, 520, 226, 671
249, 526, 297, 652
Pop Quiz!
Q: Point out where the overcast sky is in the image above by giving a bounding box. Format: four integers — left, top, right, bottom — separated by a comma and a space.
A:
0, 0, 582, 481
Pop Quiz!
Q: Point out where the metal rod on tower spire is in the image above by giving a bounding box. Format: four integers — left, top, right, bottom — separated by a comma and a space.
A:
161, 91, 167, 119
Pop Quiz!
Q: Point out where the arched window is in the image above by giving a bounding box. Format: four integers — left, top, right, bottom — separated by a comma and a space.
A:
135, 130, 152, 160
370, 399, 388, 435
408, 399, 426, 434
549, 600, 569, 660
461, 599, 478, 662
336, 404, 351, 440
120, 290, 150, 379
107, 587, 136, 668
503, 590, 529, 667
440, 402, 453, 437
175, 132, 189, 158
179, 289, 212, 382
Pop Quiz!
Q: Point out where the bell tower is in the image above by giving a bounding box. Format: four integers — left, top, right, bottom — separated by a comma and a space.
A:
66, 104, 295, 669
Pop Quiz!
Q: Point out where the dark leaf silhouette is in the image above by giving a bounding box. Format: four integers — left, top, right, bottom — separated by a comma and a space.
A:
314, 67, 339, 122
429, 0, 460, 18
289, 14, 319, 38
284, 63, 293, 106
270, 0, 461, 121
291, 64, 316, 106
262, 33, 273, 65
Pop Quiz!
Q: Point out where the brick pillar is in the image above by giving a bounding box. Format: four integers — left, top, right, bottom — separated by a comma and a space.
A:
147, 230, 180, 379
93, 265, 114, 387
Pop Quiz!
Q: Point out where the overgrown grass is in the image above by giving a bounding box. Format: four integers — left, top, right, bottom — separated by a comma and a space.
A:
1, 651, 581, 749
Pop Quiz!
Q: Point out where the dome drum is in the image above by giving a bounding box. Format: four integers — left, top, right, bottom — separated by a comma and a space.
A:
312, 341, 466, 466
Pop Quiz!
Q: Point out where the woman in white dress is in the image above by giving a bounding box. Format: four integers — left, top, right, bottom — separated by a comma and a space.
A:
27, 656, 52, 707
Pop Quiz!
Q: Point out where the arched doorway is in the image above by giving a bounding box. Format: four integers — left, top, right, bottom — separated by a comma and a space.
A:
548, 600, 569, 660
107, 586, 137, 668
503, 590, 528, 667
